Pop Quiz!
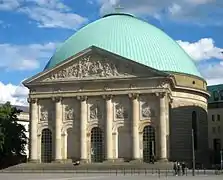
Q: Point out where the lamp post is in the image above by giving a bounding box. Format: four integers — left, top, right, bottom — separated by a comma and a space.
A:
192, 129, 196, 176
220, 149, 223, 170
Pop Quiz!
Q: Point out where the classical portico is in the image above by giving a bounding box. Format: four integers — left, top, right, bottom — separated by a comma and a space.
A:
28, 94, 170, 163
24, 47, 173, 163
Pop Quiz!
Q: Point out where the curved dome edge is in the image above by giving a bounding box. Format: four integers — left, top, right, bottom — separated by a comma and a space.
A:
44, 13, 202, 79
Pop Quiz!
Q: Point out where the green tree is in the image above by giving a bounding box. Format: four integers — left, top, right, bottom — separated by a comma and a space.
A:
0, 102, 27, 159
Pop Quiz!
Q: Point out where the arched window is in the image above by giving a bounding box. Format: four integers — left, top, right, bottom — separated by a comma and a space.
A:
41, 128, 53, 163
192, 111, 197, 150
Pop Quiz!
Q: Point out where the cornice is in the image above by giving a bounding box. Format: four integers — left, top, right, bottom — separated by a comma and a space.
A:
29, 88, 169, 99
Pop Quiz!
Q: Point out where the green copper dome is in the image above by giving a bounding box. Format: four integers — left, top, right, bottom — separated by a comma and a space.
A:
45, 13, 201, 77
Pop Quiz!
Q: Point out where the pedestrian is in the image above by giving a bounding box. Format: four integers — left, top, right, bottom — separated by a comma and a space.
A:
177, 162, 181, 176
173, 162, 177, 176
181, 162, 186, 175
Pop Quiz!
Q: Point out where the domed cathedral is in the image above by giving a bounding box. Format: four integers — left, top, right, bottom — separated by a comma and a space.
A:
23, 13, 209, 166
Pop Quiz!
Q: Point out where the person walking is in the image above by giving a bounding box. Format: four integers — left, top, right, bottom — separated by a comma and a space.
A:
177, 162, 181, 176
181, 162, 186, 175
173, 162, 177, 176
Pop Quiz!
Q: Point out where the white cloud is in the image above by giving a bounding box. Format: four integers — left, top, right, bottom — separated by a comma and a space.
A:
177, 38, 223, 85
0, 81, 28, 106
0, 0, 22, 11
0, 42, 57, 71
26, 0, 70, 11
206, 78, 223, 86
96, 0, 222, 26
199, 63, 223, 85
20, 7, 88, 29
177, 38, 223, 61
168, 3, 181, 15
0, 0, 88, 29
184, 0, 214, 5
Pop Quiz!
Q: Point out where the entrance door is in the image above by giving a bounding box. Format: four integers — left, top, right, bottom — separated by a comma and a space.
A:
41, 128, 53, 163
90, 127, 104, 162
143, 125, 156, 163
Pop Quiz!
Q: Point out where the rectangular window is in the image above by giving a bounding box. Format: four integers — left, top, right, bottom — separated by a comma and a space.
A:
218, 126, 221, 133
212, 127, 216, 133
213, 138, 221, 151
220, 90, 223, 100
192, 111, 198, 150
217, 114, 220, 121
213, 91, 219, 101
212, 115, 215, 121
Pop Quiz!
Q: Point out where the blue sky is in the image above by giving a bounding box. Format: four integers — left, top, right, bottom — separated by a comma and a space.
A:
0, 0, 223, 105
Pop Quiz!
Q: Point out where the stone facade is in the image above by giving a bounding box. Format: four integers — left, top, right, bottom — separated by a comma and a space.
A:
23, 47, 209, 165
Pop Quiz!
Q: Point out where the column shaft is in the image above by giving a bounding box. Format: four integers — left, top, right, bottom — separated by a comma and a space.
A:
79, 96, 88, 161
29, 98, 38, 162
105, 95, 113, 161
55, 97, 62, 161
131, 94, 140, 160
159, 93, 167, 161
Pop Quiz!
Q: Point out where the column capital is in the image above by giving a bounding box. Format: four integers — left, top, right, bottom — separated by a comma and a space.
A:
169, 97, 173, 104
128, 93, 139, 100
27, 97, 38, 104
77, 95, 87, 101
155, 92, 166, 98
102, 94, 113, 100
52, 96, 62, 102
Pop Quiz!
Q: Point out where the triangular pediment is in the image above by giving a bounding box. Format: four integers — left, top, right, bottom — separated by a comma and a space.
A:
23, 46, 170, 86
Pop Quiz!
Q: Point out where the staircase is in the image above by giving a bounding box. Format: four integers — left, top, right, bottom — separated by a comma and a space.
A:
2, 162, 174, 173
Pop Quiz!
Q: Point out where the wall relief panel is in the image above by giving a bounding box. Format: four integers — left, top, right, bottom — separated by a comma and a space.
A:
63, 98, 79, 124
65, 106, 75, 120
115, 103, 128, 119
88, 98, 104, 122
90, 104, 102, 120
114, 96, 130, 121
141, 102, 155, 118
39, 99, 54, 122
140, 95, 157, 120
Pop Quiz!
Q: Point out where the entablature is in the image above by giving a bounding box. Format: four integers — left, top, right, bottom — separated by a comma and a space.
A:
28, 88, 171, 100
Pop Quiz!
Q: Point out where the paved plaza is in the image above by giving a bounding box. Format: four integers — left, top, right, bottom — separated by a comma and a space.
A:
0, 173, 222, 180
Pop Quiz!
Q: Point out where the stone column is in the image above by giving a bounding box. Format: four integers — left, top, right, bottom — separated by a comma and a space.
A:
53, 97, 63, 162
103, 95, 113, 162
28, 98, 39, 163
157, 92, 168, 161
113, 132, 118, 160
77, 96, 88, 163
129, 93, 140, 161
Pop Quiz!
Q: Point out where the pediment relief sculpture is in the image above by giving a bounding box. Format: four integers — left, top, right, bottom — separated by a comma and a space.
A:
42, 56, 135, 81
90, 103, 102, 120
37, 54, 163, 82
115, 103, 128, 119
141, 102, 155, 118
65, 106, 75, 120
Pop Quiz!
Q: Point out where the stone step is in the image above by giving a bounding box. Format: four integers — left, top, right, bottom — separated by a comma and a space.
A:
2, 162, 174, 172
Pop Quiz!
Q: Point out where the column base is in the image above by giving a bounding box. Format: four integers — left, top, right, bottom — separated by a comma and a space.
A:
28, 159, 40, 163
62, 159, 73, 163
157, 158, 168, 163
53, 159, 64, 163
80, 159, 89, 164
113, 158, 124, 162
103, 159, 115, 163
130, 159, 143, 164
